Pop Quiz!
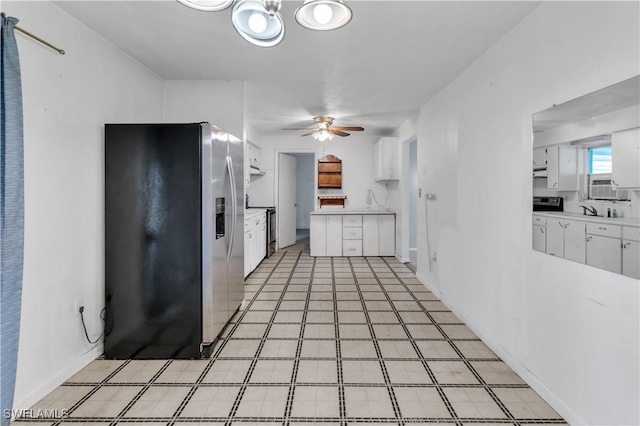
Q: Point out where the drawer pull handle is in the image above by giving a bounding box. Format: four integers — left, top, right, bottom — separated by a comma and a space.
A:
598, 227, 607, 231
623, 243, 631, 249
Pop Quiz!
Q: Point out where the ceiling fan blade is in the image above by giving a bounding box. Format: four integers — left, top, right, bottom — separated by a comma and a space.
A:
301, 131, 317, 137
330, 129, 350, 137
332, 126, 364, 131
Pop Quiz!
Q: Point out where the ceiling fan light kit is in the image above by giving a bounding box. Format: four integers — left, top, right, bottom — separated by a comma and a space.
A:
177, 0, 353, 47
286, 116, 364, 141
295, 0, 353, 31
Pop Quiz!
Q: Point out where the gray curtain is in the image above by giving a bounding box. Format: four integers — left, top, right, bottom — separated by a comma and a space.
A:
0, 13, 24, 426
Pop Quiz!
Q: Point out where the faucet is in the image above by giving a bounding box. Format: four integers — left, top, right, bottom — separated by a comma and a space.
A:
579, 205, 598, 216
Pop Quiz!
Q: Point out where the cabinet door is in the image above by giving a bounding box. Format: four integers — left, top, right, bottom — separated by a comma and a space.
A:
373, 140, 382, 180
622, 240, 639, 279
258, 215, 267, 261
326, 216, 343, 256
611, 128, 640, 189
532, 225, 546, 253
546, 220, 564, 257
362, 215, 379, 256
586, 235, 622, 273
244, 230, 252, 277
310, 215, 327, 256
546, 147, 559, 190
533, 147, 546, 169
563, 220, 586, 264
378, 215, 395, 256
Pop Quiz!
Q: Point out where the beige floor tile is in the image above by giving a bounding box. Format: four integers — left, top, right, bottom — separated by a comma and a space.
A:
429, 361, 479, 385
217, 340, 261, 358
155, 360, 209, 383
290, 386, 340, 418
337, 311, 367, 324
372, 324, 407, 339
179, 386, 240, 418
306, 311, 335, 323
440, 325, 478, 340
296, 360, 338, 383
107, 360, 167, 383
340, 340, 378, 358
470, 361, 526, 385
492, 388, 562, 419
377, 341, 420, 359
249, 360, 294, 383
443, 388, 507, 419
300, 340, 337, 358
344, 387, 395, 418
69, 386, 142, 418
415, 341, 459, 359
398, 311, 432, 324
123, 386, 190, 418
259, 339, 299, 358
342, 360, 385, 384
304, 324, 335, 339
66, 360, 124, 383
339, 324, 372, 339
268, 323, 302, 338
454, 341, 498, 359
235, 386, 288, 417
393, 387, 451, 419
202, 360, 252, 383
384, 360, 432, 385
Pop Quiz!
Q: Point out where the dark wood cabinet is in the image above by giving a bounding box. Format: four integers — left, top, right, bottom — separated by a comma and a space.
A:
318, 154, 342, 188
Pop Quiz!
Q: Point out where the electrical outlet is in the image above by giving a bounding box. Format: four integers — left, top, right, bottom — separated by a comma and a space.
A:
74, 297, 84, 315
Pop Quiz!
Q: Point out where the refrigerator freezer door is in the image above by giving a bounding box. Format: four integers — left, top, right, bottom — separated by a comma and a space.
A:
202, 124, 232, 345
105, 123, 203, 359
228, 132, 245, 318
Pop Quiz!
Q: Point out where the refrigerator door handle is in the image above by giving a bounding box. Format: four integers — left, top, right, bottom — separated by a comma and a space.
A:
226, 155, 237, 263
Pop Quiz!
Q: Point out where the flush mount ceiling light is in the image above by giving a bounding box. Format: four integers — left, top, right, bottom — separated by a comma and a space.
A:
232, 0, 285, 47
295, 0, 353, 31
177, 0, 234, 12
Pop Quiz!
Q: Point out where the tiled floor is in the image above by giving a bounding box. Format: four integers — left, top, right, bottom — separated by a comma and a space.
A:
17, 248, 566, 425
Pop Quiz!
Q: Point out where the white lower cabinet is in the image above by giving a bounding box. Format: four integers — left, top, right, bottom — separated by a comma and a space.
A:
326, 216, 343, 256
586, 223, 621, 274
310, 213, 395, 257
622, 226, 640, 279
533, 225, 546, 252
244, 212, 266, 277
545, 219, 585, 263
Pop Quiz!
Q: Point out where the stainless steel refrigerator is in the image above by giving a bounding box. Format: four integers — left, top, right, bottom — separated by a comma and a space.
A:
104, 123, 244, 359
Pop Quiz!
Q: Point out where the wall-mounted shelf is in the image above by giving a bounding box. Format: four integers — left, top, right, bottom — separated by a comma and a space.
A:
318, 154, 342, 188
318, 195, 347, 208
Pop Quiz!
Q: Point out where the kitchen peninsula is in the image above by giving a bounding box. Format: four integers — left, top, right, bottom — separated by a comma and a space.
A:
310, 210, 396, 257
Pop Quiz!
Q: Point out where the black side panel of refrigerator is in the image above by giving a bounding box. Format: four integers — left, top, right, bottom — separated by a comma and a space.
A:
105, 124, 202, 359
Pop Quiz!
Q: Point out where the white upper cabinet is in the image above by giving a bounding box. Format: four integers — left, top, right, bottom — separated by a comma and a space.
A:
611, 127, 640, 189
533, 147, 547, 169
546, 145, 578, 191
374, 137, 399, 181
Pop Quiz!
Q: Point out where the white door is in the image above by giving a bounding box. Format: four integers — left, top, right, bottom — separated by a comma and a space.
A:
278, 153, 297, 248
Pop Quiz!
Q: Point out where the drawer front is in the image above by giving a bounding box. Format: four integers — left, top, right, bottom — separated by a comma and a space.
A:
343, 227, 363, 240
533, 215, 546, 226
623, 226, 640, 242
586, 223, 622, 238
342, 215, 362, 227
343, 240, 362, 256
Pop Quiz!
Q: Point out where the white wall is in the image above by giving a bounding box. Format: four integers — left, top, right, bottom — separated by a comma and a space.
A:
163, 80, 244, 139
409, 2, 639, 425
248, 134, 381, 210
1, 1, 165, 411
293, 154, 314, 229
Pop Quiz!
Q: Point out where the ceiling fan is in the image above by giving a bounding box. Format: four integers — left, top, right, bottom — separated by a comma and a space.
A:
283, 116, 364, 141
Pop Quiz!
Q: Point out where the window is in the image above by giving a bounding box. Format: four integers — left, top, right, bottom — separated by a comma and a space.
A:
588, 145, 612, 174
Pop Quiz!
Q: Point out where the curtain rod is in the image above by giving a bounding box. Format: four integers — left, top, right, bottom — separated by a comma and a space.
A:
15, 26, 65, 55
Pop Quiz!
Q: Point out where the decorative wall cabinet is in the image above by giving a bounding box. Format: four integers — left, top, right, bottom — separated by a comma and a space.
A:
318, 154, 342, 188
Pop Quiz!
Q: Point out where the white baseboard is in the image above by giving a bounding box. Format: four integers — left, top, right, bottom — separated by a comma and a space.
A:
13, 345, 102, 412
412, 273, 584, 426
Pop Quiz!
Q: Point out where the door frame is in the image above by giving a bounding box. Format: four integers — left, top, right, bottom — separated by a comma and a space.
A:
274, 148, 319, 249
400, 136, 418, 263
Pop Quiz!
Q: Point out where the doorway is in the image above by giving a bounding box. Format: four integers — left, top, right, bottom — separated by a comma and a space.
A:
276, 150, 316, 250
401, 138, 418, 269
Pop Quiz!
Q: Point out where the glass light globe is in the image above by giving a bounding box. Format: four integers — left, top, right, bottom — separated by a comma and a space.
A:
248, 12, 268, 33
313, 4, 333, 25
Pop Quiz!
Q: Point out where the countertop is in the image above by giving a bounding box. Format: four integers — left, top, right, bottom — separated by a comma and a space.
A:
310, 209, 395, 216
245, 208, 266, 220
533, 211, 640, 227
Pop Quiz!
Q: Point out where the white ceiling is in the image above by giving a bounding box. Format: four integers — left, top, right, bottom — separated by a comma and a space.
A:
54, 0, 540, 136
